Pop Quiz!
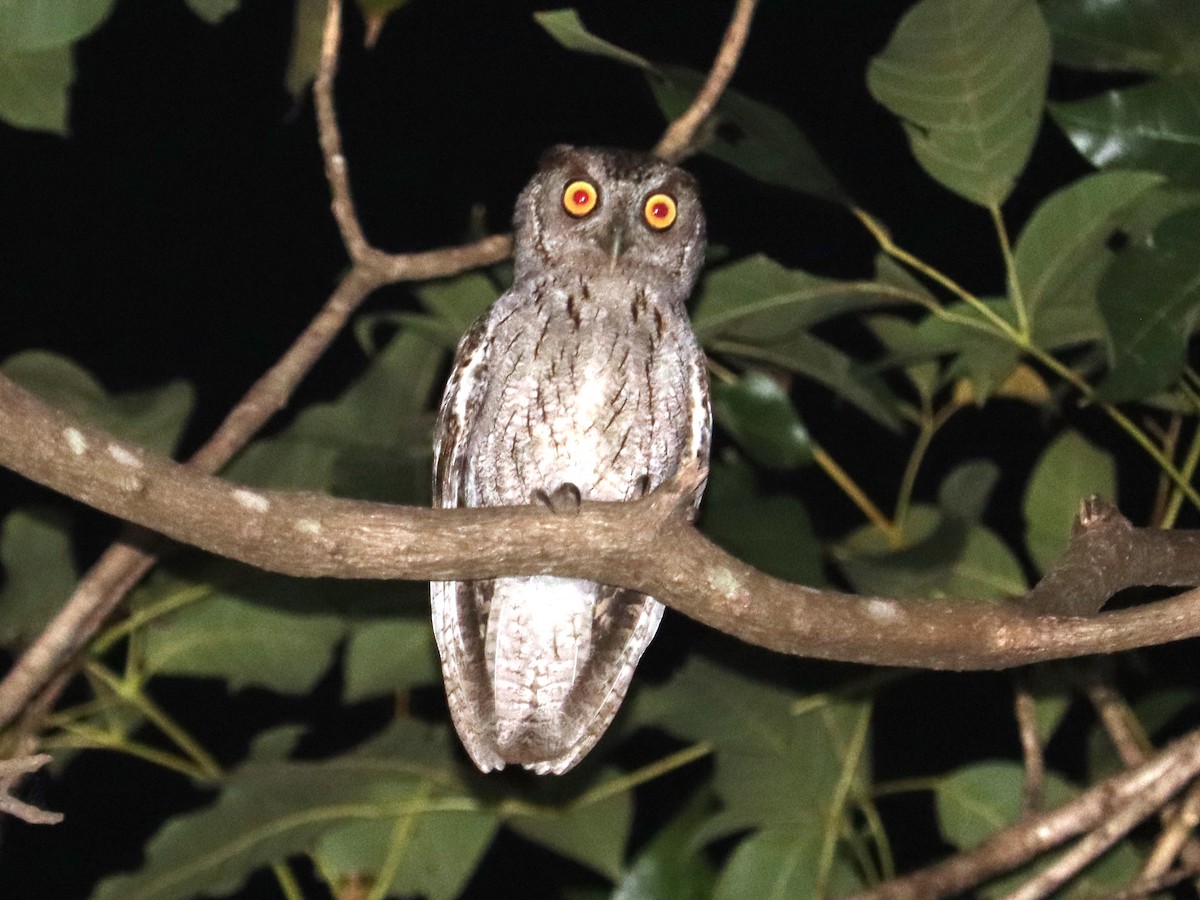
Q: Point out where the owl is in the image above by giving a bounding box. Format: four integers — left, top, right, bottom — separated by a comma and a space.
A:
431, 145, 711, 775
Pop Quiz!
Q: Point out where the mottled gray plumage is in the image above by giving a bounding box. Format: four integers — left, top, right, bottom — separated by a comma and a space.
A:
431, 145, 711, 774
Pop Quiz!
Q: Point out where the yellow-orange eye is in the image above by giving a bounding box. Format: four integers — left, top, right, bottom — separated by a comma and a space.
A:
643, 193, 677, 230
562, 180, 598, 217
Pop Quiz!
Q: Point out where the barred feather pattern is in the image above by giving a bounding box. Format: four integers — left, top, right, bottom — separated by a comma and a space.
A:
431, 146, 710, 774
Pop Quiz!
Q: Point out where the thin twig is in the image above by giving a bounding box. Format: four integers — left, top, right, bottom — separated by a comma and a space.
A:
0, 753, 62, 825
1087, 679, 1200, 886
1000, 758, 1195, 900
0, 0, 507, 735
653, 0, 759, 162
848, 730, 1200, 900
1143, 781, 1200, 880
1014, 683, 1045, 815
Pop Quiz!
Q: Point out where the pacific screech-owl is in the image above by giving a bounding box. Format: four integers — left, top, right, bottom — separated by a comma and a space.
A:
431, 145, 711, 775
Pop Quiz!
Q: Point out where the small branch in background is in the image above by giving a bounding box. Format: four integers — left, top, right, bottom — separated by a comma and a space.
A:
847, 730, 1200, 900
0, 0, 510, 737
1087, 678, 1200, 887
1013, 683, 1044, 815
1020, 496, 1200, 617
1092, 862, 1200, 900
1143, 782, 1200, 883
653, 0, 758, 162
0, 753, 62, 825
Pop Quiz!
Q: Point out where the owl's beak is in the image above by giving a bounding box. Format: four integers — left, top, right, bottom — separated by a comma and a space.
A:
602, 224, 627, 272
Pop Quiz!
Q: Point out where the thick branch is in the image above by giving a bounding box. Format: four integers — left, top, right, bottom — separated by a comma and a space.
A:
3, 373, 1200, 672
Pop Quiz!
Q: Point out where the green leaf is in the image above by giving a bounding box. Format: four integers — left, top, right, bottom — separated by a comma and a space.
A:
1023, 430, 1117, 572
357, 0, 415, 17
316, 810, 496, 900
507, 785, 632, 881
1087, 688, 1199, 780
1042, 0, 1200, 75
139, 578, 346, 694
700, 458, 824, 586
612, 794, 716, 900
94, 722, 491, 900
415, 272, 499, 336
0, 0, 114, 52
1015, 170, 1165, 330
649, 66, 845, 203
715, 828, 862, 900
712, 372, 812, 470
2, 351, 194, 455
183, 0, 237, 22
937, 762, 1143, 897
533, 8, 658, 73
880, 298, 1019, 401
227, 329, 440, 505
185, 0, 239, 24
633, 656, 870, 844
867, 0, 1050, 207
1051, 75, 1200, 187
1095, 205, 1200, 400
692, 255, 910, 340
839, 462, 1025, 600
0, 507, 77, 647
533, 10, 842, 200
936, 761, 1074, 849
0, 45, 70, 133
285, 0, 325, 97
694, 256, 907, 429
342, 616, 439, 702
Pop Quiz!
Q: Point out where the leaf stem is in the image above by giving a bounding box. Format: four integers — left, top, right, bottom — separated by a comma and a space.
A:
989, 203, 1030, 338
93, 583, 212, 654
816, 703, 873, 898
569, 741, 713, 810
270, 862, 305, 900
813, 446, 901, 545
85, 661, 222, 780
365, 783, 431, 900
856, 205, 1200, 512
853, 207, 1018, 339
1163, 420, 1200, 529
45, 726, 209, 780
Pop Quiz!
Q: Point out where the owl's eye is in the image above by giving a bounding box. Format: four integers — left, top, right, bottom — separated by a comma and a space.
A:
562, 180, 598, 217
643, 193, 677, 230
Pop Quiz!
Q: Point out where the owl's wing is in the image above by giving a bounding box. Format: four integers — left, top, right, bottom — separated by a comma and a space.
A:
533, 589, 664, 775
537, 345, 712, 776
431, 316, 505, 773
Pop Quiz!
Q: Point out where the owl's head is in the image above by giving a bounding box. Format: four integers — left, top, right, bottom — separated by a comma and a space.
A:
512, 145, 706, 297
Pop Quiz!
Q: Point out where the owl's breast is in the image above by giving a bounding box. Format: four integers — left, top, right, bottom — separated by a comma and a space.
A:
465, 280, 705, 505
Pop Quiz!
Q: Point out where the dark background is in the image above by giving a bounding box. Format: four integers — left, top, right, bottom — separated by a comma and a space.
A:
0, 0, 1187, 897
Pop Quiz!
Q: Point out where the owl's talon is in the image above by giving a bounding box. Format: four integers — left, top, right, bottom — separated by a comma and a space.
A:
634, 475, 651, 498
533, 483, 582, 515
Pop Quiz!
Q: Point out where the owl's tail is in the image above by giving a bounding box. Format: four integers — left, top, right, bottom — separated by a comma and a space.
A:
486, 574, 598, 764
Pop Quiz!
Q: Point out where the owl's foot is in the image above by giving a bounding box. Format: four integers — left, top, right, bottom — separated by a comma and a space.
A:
533, 482, 582, 516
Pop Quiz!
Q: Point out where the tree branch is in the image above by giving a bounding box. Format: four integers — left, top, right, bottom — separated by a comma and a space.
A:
2, 372, 1200, 673
0, 0, 512, 735
0, 753, 62, 825
848, 729, 1200, 900
653, 0, 758, 162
